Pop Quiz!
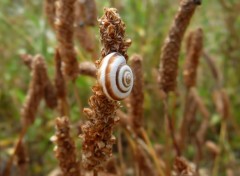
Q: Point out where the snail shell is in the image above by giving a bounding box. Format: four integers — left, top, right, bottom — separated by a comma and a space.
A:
98, 52, 134, 101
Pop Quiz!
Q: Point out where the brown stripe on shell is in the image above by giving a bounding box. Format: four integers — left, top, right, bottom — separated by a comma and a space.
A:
122, 70, 127, 87
105, 53, 122, 100
116, 64, 128, 93
122, 70, 131, 87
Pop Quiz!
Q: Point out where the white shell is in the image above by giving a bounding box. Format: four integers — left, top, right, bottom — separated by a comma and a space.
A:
98, 52, 134, 101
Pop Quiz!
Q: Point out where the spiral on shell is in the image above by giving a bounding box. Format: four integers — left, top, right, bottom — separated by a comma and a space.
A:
98, 52, 134, 101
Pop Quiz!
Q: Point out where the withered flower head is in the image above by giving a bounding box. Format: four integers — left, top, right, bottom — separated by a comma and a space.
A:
51, 117, 80, 176
21, 55, 48, 126
183, 28, 203, 88
129, 54, 144, 133
99, 8, 131, 63
158, 0, 201, 93
55, 0, 79, 79
81, 8, 131, 171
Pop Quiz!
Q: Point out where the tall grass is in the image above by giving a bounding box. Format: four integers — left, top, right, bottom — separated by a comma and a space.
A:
0, 0, 240, 175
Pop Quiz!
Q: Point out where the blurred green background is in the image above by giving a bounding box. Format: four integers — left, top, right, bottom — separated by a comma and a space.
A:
0, 0, 240, 175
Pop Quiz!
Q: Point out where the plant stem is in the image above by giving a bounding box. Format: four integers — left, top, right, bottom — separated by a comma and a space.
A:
140, 128, 165, 176
163, 96, 181, 156
117, 129, 125, 176
2, 126, 28, 176
212, 120, 227, 176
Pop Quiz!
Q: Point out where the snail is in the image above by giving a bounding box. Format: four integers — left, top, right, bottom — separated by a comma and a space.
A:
98, 52, 134, 101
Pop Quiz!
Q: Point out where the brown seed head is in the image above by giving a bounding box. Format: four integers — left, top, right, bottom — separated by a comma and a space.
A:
99, 8, 131, 63
55, 0, 79, 79
129, 54, 144, 133
51, 117, 80, 176
74, 0, 97, 58
20, 54, 57, 109
81, 8, 131, 170
21, 55, 48, 126
81, 85, 119, 170
54, 48, 67, 99
75, 0, 97, 26
173, 157, 196, 176
158, 0, 201, 93
44, 0, 56, 28
183, 28, 203, 88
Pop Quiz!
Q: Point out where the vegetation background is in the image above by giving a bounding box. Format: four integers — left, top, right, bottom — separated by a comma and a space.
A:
0, 0, 240, 175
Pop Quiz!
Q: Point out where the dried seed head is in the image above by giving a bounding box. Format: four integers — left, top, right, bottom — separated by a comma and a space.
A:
158, 0, 201, 93
44, 0, 56, 28
99, 8, 131, 63
75, 0, 97, 26
21, 55, 48, 126
52, 117, 80, 176
183, 28, 203, 88
54, 48, 67, 99
20, 54, 57, 110
55, 0, 79, 79
43, 80, 58, 109
84, 0, 97, 26
129, 54, 144, 133
81, 8, 130, 170
81, 85, 119, 170
173, 157, 196, 176
54, 48, 70, 116
74, 0, 97, 58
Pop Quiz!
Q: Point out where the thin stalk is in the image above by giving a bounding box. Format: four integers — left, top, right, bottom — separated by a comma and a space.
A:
117, 129, 125, 176
163, 96, 181, 156
59, 97, 70, 117
140, 128, 165, 176
2, 126, 28, 176
212, 120, 227, 176
179, 88, 190, 151
123, 129, 139, 176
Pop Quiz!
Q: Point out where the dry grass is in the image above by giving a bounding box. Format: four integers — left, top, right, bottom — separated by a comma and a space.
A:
1, 1, 240, 176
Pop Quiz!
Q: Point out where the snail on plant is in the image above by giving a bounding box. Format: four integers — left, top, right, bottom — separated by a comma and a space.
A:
98, 52, 134, 101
